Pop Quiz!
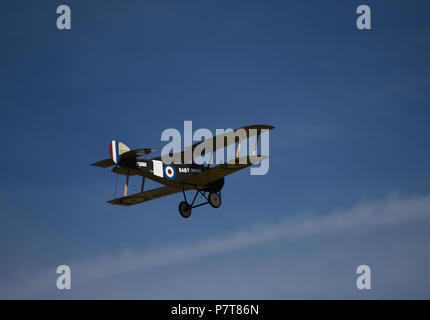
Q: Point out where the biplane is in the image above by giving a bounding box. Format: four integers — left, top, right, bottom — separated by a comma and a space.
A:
91, 124, 274, 218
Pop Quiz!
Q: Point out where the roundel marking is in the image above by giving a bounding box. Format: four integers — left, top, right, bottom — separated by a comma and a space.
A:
164, 164, 176, 180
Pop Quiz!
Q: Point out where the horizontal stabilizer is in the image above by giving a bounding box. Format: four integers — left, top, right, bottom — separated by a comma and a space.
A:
91, 158, 115, 168
121, 148, 159, 159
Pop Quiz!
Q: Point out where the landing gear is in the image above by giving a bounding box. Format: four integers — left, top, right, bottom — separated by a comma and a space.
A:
178, 190, 222, 218
178, 201, 192, 218
208, 192, 221, 208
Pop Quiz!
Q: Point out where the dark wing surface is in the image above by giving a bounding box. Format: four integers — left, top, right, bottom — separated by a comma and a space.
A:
91, 159, 115, 168
182, 155, 268, 187
108, 186, 189, 206
121, 148, 159, 159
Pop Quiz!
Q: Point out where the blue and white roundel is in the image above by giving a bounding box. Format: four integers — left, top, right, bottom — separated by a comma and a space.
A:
164, 164, 176, 180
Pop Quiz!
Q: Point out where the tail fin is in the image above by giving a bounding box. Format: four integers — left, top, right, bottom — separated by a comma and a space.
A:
109, 140, 130, 164
92, 141, 159, 168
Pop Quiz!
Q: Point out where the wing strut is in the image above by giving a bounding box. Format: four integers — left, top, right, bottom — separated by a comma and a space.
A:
253, 132, 260, 156
141, 177, 145, 193
124, 171, 130, 197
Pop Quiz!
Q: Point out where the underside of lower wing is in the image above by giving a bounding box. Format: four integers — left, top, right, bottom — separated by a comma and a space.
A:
108, 185, 190, 206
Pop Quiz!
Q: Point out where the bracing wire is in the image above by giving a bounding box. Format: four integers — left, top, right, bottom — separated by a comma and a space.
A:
114, 173, 119, 199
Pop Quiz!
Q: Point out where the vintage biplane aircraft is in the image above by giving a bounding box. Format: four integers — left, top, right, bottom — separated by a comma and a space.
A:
91, 124, 274, 218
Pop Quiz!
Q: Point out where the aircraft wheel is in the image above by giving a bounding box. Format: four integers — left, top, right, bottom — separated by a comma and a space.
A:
178, 201, 192, 218
208, 192, 221, 208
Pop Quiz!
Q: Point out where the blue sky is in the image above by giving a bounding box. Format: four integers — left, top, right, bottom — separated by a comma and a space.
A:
1, 0, 430, 298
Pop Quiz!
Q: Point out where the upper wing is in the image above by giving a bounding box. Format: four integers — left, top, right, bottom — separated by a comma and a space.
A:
152, 124, 274, 163
181, 155, 268, 187
108, 185, 189, 206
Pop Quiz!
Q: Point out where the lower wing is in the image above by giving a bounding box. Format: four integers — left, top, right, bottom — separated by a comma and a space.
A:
181, 155, 268, 188
108, 185, 192, 206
